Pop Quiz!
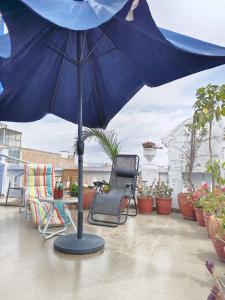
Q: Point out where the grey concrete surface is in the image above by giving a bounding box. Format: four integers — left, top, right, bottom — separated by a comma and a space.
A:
0, 206, 224, 300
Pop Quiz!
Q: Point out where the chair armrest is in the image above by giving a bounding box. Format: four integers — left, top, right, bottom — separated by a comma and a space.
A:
93, 181, 109, 188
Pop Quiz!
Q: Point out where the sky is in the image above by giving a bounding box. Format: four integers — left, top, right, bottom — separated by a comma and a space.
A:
4, 0, 225, 166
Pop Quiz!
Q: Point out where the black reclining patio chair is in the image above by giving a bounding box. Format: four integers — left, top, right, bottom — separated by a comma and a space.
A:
88, 154, 139, 227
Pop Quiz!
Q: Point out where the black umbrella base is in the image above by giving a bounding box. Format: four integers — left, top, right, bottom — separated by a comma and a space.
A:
54, 234, 105, 255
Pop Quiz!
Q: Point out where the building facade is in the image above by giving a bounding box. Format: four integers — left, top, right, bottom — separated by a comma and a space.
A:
162, 118, 224, 207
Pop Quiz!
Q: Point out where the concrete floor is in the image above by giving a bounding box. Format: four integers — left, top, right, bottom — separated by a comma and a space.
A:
0, 206, 224, 300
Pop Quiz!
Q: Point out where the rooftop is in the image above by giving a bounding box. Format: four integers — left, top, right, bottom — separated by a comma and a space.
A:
0, 206, 222, 300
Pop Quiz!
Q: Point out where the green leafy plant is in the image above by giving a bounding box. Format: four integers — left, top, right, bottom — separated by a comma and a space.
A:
196, 192, 225, 215
193, 84, 225, 191
70, 183, 79, 196
153, 181, 173, 199
207, 159, 225, 187
75, 128, 120, 161
202, 194, 220, 214
193, 198, 205, 209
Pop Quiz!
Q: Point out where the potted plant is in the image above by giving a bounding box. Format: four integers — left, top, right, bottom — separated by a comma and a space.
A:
209, 209, 225, 262
54, 181, 63, 199
154, 181, 173, 215
178, 192, 196, 221
202, 193, 221, 238
193, 84, 225, 192
70, 183, 79, 197
137, 180, 154, 214
193, 198, 205, 226
177, 122, 207, 220
142, 141, 158, 161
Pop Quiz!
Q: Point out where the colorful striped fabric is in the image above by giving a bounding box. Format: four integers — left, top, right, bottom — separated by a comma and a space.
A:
25, 164, 65, 226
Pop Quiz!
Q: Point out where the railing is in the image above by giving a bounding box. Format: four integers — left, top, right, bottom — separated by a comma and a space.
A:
0, 153, 29, 164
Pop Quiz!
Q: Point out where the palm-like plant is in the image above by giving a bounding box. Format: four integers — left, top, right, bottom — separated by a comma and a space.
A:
75, 128, 121, 161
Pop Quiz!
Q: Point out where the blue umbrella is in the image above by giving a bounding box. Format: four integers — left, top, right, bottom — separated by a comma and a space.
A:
1, 0, 225, 254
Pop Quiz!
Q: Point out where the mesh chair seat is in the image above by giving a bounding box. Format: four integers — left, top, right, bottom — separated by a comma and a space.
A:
88, 155, 139, 227
92, 189, 124, 216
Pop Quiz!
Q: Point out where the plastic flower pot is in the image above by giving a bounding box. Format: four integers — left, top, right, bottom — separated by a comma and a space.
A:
208, 216, 225, 262
54, 189, 63, 199
83, 188, 96, 209
137, 197, 154, 214
178, 193, 196, 221
203, 212, 212, 238
194, 207, 205, 226
156, 198, 172, 215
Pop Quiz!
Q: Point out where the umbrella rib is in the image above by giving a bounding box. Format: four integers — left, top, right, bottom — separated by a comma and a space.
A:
86, 38, 105, 127
49, 31, 72, 112
83, 47, 117, 64
81, 23, 112, 63
42, 30, 77, 65
81, 30, 87, 60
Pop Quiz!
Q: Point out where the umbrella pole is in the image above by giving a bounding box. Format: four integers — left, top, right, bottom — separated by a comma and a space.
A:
77, 30, 84, 240
54, 31, 105, 255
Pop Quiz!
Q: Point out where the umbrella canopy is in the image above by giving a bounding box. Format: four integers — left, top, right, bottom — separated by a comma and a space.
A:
1, 0, 225, 128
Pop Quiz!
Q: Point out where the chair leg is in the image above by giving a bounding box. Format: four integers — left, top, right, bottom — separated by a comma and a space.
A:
121, 194, 138, 218
25, 198, 29, 220
88, 211, 120, 228
128, 196, 138, 217
64, 204, 77, 232
5, 183, 10, 206
19, 189, 25, 213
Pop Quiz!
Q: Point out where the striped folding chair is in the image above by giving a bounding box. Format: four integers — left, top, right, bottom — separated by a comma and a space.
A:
24, 164, 75, 238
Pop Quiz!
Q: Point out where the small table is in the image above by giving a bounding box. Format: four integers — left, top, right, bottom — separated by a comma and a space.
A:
39, 198, 78, 239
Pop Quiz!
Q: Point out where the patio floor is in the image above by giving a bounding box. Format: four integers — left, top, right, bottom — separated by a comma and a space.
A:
0, 205, 223, 300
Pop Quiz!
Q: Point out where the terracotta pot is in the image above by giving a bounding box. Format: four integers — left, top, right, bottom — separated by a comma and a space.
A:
156, 198, 172, 215
137, 197, 154, 214
177, 193, 196, 221
209, 216, 225, 262
194, 207, 205, 226
83, 189, 96, 209
54, 189, 63, 199
203, 212, 212, 238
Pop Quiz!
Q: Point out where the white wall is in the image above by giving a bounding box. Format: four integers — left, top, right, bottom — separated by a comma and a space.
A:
163, 119, 224, 208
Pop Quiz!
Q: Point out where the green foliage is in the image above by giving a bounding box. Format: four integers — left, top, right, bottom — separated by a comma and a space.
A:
75, 128, 121, 162
193, 84, 225, 129
194, 198, 205, 209
153, 180, 173, 199
195, 192, 225, 216
207, 159, 225, 186
193, 84, 225, 191
70, 183, 79, 196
